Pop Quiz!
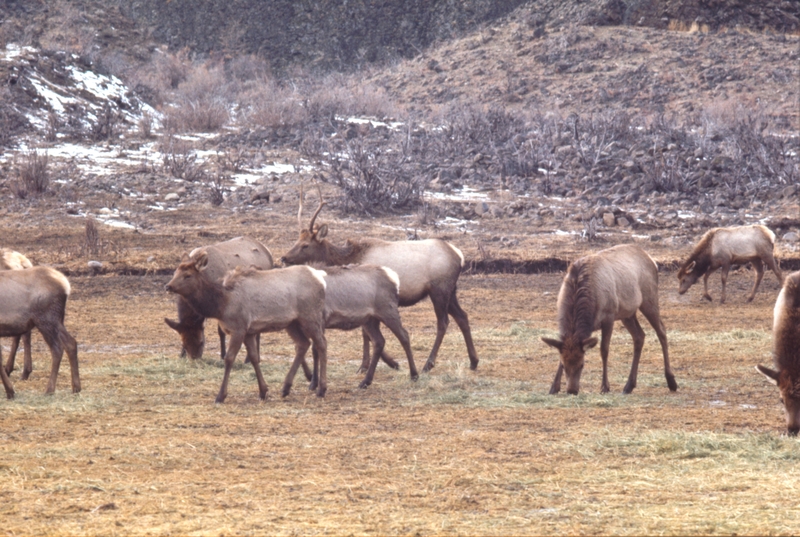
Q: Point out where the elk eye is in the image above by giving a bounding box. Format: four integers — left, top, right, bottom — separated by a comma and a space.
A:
301, 244, 308, 250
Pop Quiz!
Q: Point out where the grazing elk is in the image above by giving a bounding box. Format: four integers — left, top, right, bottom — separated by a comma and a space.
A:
166, 255, 329, 402
1, 249, 34, 379
280, 187, 478, 373
0, 266, 80, 398
542, 244, 677, 395
308, 264, 418, 389
678, 225, 783, 303
164, 236, 274, 359
756, 270, 800, 436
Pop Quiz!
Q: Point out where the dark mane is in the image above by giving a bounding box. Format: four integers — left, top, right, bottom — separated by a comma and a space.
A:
679, 229, 716, 276
558, 258, 596, 340
324, 239, 373, 265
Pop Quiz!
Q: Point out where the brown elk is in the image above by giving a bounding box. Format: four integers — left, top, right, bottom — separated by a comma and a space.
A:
678, 225, 782, 303
308, 264, 418, 389
280, 187, 478, 373
164, 236, 274, 358
166, 255, 329, 402
0, 266, 80, 398
756, 270, 800, 436
1, 249, 34, 379
542, 244, 677, 395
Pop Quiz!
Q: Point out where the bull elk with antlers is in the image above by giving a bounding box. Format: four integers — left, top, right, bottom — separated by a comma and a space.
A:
280, 186, 478, 373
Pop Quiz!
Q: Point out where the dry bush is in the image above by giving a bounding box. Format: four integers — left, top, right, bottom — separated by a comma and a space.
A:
240, 79, 308, 129
83, 216, 101, 256
161, 137, 205, 181
14, 149, 49, 198
207, 174, 227, 206
89, 103, 122, 141
138, 111, 154, 139
162, 63, 231, 133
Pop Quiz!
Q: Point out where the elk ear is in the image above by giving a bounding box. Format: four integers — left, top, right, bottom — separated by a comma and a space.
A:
582, 337, 599, 351
755, 364, 779, 385
685, 260, 696, 273
164, 318, 184, 332
315, 224, 328, 240
541, 337, 563, 351
180, 252, 190, 262
194, 251, 209, 271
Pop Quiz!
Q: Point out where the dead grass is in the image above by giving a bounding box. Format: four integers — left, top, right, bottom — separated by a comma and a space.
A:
0, 270, 795, 535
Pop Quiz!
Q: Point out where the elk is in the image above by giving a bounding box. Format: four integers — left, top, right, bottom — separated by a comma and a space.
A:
308, 264, 418, 389
164, 236, 274, 358
542, 244, 677, 395
756, 270, 800, 436
677, 225, 783, 303
280, 186, 478, 373
1, 249, 34, 379
165, 255, 329, 402
0, 266, 80, 398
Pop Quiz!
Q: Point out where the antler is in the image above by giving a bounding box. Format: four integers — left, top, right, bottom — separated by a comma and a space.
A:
308, 184, 327, 232
297, 184, 304, 232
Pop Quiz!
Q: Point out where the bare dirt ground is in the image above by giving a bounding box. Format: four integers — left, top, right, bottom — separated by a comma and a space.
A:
1, 211, 797, 535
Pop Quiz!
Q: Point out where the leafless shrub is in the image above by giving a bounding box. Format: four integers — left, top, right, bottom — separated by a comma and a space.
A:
162, 63, 230, 133
161, 138, 204, 181
208, 174, 226, 206
83, 217, 101, 256
215, 147, 248, 173
89, 103, 122, 141
138, 111, 154, 139
14, 150, 49, 197
303, 122, 429, 215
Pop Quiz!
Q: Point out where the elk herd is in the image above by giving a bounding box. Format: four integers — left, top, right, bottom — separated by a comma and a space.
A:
0, 192, 797, 435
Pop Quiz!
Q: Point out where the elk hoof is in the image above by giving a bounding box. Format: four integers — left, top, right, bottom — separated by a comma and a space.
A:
746, 296, 755, 303
316, 386, 327, 398
410, 372, 419, 382
702, 294, 713, 302
5, 391, 14, 400
667, 376, 678, 391
358, 380, 370, 389
214, 395, 226, 404
422, 361, 435, 373
622, 384, 634, 394
470, 360, 479, 371
21, 370, 32, 381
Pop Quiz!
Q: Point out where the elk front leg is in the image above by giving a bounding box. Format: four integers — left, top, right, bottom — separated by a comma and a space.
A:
244, 334, 267, 400
0, 346, 14, 399
599, 321, 614, 394
702, 270, 713, 301
216, 332, 245, 404
549, 362, 564, 395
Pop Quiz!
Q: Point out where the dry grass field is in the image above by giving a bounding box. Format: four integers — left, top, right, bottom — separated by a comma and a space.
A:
1, 260, 797, 535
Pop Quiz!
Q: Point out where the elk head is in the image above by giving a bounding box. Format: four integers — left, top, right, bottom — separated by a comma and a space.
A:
164, 316, 206, 360
542, 335, 598, 394
280, 184, 329, 266
165, 251, 210, 297
677, 260, 700, 294
756, 365, 800, 436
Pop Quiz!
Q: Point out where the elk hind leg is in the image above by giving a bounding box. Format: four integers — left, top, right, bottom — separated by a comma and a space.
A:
359, 319, 386, 389
21, 331, 32, 380
765, 252, 783, 283
422, 291, 451, 372
639, 302, 677, 391
620, 315, 645, 394
448, 290, 479, 370
746, 259, 764, 303
283, 323, 311, 397
360, 328, 398, 373
381, 311, 418, 381
60, 327, 80, 394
